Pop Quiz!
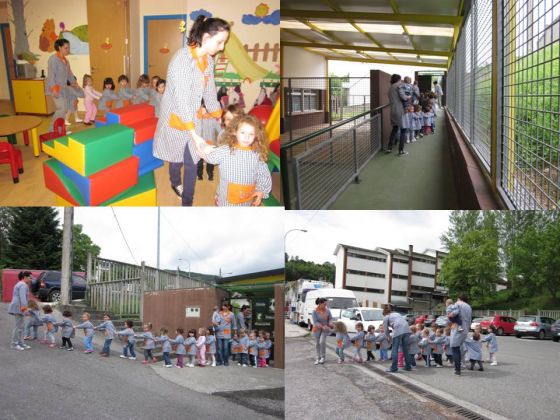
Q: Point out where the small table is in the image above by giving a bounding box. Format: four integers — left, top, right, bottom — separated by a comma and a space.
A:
0, 115, 43, 157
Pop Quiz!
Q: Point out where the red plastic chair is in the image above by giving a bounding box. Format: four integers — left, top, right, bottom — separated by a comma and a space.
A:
39, 118, 66, 150
0, 141, 24, 183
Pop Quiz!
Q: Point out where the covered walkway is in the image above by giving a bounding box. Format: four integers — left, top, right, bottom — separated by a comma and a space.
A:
280, 0, 560, 210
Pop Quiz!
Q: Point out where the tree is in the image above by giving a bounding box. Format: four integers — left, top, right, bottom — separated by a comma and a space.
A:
0, 207, 13, 269
440, 211, 500, 303
285, 256, 335, 284
72, 224, 101, 272
4, 207, 61, 269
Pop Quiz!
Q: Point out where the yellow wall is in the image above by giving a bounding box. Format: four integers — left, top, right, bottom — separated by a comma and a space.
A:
7, 0, 90, 110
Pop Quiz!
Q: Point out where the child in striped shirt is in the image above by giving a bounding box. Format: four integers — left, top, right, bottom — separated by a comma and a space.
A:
256, 330, 268, 368
235, 328, 250, 367
55, 310, 75, 351
465, 332, 484, 371
375, 325, 390, 361
201, 114, 272, 206
248, 331, 258, 368
364, 325, 376, 361
429, 328, 445, 367
185, 329, 197, 368
75, 312, 95, 354
138, 323, 157, 364
407, 325, 419, 368
351, 322, 365, 363
116, 320, 137, 360
157, 327, 172, 367
171, 328, 186, 368
333, 321, 351, 364
41, 305, 58, 348
23, 300, 42, 340
482, 325, 499, 366
95, 313, 116, 357
418, 329, 432, 367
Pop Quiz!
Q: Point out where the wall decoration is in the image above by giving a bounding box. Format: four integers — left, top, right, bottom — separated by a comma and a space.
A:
242, 4, 280, 25
39, 18, 89, 55
39, 18, 57, 52
9, 0, 39, 63
101, 37, 112, 52
189, 9, 211, 21
159, 43, 170, 54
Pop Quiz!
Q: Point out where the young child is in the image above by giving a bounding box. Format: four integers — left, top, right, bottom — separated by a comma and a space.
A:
430, 96, 437, 134
138, 323, 157, 364
205, 328, 216, 367
220, 104, 245, 143
65, 77, 84, 125
149, 79, 165, 118
75, 312, 95, 354
116, 320, 137, 360
196, 327, 207, 367
364, 325, 376, 362
83, 74, 102, 125
171, 328, 185, 368
201, 114, 272, 206
55, 310, 75, 351
423, 105, 433, 135
157, 327, 173, 368
132, 74, 151, 104
150, 75, 160, 92
351, 322, 365, 363
235, 328, 249, 367
446, 298, 463, 332
413, 104, 424, 139
402, 104, 415, 144
23, 300, 42, 340
95, 313, 116, 357
231, 332, 240, 363
444, 327, 454, 364
196, 101, 222, 181
407, 325, 419, 368
41, 305, 57, 348
482, 325, 498, 366
248, 331, 258, 368
375, 325, 390, 361
256, 331, 268, 368
429, 328, 445, 368
117, 74, 134, 108
99, 77, 119, 113
418, 329, 432, 367
185, 329, 197, 368
333, 321, 351, 364
465, 332, 484, 371
264, 332, 272, 367
401, 76, 413, 108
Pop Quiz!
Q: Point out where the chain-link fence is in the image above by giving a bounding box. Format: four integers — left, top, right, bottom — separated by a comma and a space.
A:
447, 0, 559, 209
281, 77, 370, 143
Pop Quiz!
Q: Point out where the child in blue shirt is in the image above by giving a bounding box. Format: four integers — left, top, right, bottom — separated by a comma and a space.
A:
138, 323, 157, 364
351, 322, 365, 363
446, 298, 464, 332
185, 329, 197, 368
264, 332, 273, 367
116, 320, 137, 360
407, 325, 419, 367
235, 328, 250, 367
157, 327, 173, 367
95, 313, 116, 357
117, 74, 134, 108
132, 74, 151, 104
375, 325, 390, 361
364, 325, 376, 361
41, 304, 58, 348
55, 310, 75, 351
171, 328, 185, 368
481, 325, 498, 366
465, 332, 484, 371
248, 331, 258, 368
99, 78, 119, 112
256, 331, 268, 368
205, 328, 217, 367
75, 312, 95, 354
23, 300, 42, 340
429, 328, 445, 367
418, 329, 432, 367
444, 327, 454, 364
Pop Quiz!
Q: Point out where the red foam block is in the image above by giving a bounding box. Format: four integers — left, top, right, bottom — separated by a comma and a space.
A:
269, 139, 280, 157
108, 103, 154, 125
89, 156, 139, 205
43, 162, 80, 206
124, 117, 159, 145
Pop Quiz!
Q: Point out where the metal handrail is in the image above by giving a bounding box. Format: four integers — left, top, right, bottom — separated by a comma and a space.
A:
281, 104, 390, 149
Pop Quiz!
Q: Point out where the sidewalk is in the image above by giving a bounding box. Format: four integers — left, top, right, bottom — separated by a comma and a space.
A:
285, 320, 309, 338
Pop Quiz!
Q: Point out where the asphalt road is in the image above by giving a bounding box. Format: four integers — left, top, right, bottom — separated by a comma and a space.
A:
285, 336, 454, 420
0, 307, 279, 420
324, 333, 560, 420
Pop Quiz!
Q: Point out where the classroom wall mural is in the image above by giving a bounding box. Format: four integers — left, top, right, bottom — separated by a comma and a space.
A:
39, 19, 89, 54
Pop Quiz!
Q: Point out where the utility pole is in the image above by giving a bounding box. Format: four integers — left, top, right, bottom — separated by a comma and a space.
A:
60, 207, 74, 306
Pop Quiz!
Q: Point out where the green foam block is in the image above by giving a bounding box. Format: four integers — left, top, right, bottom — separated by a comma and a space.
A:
102, 172, 155, 206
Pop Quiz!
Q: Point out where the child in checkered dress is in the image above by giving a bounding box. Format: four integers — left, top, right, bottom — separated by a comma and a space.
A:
201, 114, 272, 206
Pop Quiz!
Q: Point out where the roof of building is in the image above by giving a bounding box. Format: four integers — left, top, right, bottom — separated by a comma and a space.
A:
335, 243, 445, 259
214, 268, 284, 285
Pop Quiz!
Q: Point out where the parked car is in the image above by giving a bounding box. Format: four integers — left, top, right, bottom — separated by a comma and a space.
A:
340, 307, 384, 334
415, 314, 428, 324
479, 315, 517, 336
551, 319, 560, 342
423, 314, 437, 327
514, 315, 556, 340
403, 314, 416, 325
435, 315, 450, 328
31, 271, 87, 302
470, 317, 486, 331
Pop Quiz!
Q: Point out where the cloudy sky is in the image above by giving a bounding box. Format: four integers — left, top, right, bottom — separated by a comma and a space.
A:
57, 208, 284, 277
285, 211, 452, 264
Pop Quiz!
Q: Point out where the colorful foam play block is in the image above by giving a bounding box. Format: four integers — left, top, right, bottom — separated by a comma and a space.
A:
59, 156, 139, 206
106, 103, 154, 126
124, 117, 159, 145
55, 195, 75, 206
52, 124, 134, 177
95, 116, 107, 128
103, 172, 157, 206
42, 138, 57, 156
132, 139, 163, 176
43, 160, 85, 206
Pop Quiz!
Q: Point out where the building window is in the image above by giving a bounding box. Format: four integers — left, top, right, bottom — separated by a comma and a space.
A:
347, 269, 385, 279
346, 285, 385, 294
391, 273, 408, 280
391, 290, 407, 297
412, 257, 436, 265
286, 88, 322, 113
393, 258, 409, 265
347, 252, 387, 263
411, 271, 435, 278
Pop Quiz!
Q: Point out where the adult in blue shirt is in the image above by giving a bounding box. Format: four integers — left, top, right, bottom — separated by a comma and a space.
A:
449, 293, 472, 375
8, 271, 33, 351
383, 304, 412, 372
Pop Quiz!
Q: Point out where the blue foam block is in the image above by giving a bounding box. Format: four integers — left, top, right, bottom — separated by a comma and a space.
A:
60, 162, 91, 204
133, 139, 163, 175
139, 158, 164, 176
95, 120, 107, 128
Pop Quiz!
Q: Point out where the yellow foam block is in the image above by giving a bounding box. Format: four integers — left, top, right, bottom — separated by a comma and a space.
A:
110, 188, 157, 206
42, 141, 56, 156
54, 138, 86, 176
55, 195, 75, 207
265, 101, 280, 144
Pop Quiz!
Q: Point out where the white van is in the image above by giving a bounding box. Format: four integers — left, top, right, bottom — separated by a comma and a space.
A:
302, 288, 359, 329
339, 307, 384, 333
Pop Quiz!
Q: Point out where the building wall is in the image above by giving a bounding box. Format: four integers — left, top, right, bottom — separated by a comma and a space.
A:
282, 46, 325, 78
334, 246, 345, 289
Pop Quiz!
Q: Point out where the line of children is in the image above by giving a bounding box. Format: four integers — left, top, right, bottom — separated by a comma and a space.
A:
75, 311, 95, 353
23, 300, 42, 340
116, 320, 137, 360
137, 322, 157, 364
